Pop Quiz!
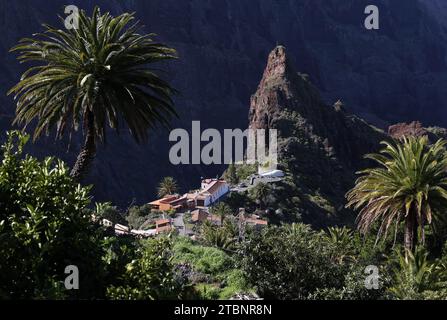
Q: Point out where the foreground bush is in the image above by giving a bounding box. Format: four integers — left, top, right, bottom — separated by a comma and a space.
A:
0, 132, 105, 298
240, 224, 346, 299
107, 238, 188, 299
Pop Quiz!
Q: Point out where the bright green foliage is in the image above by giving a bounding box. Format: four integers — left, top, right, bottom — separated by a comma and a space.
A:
172, 237, 252, 299
107, 238, 186, 300
347, 136, 447, 252
388, 247, 447, 299
9, 6, 178, 143
0, 131, 104, 299
172, 237, 232, 275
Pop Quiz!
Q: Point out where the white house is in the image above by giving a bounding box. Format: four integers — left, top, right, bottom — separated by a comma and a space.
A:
259, 169, 285, 178
194, 179, 230, 207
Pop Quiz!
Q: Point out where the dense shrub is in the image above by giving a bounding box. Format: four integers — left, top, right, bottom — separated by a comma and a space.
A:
0, 132, 106, 299
107, 237, 188, 299
240, 224, 345, 299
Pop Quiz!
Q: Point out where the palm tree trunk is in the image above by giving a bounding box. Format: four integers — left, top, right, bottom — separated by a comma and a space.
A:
404, 211, 417, 261
70, 110, 96, 181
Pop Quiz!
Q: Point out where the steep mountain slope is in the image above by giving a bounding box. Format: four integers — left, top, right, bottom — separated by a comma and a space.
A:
249, 46, 387, 226
0, 0, 446, 206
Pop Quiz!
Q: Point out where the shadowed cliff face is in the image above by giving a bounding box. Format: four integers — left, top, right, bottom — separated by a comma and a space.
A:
1, 0, 446, 207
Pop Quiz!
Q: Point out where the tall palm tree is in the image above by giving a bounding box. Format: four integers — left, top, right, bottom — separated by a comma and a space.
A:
8, 7, 178, 180
346, 136, 447, 256
157, 176, 178, 198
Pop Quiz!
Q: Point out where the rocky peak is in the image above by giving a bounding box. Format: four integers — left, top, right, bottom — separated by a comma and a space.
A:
249, 46, 307, 130
258, 45, 290, 86
247, 46, 387, 226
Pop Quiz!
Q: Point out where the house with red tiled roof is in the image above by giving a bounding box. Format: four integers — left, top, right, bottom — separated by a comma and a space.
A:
239, 212, 268, 228
149, 194, 188, 212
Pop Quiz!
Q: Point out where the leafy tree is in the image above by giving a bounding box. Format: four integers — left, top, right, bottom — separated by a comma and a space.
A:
9, 7, 178, 180
223, 191, 255, 213
0, 131, 105, 299
106, 238, 187, 299
157, 176, 178, 198
346, 136, 447, 256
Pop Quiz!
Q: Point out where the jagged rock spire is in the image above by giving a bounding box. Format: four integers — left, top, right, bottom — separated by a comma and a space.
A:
259, 45, 290, 87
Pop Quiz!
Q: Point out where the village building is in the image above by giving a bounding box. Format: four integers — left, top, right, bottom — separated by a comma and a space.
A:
155, 218, 173, 234
114, 223, 130, 235
237, 208, 268, 228
149, 194, 189, 212
190, 178, 230, 207
240, 214, 268, 227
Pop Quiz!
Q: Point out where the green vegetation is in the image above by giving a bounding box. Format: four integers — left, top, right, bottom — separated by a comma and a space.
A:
3, 132, 447, 300
200, 220, 238, 251
249, 182, 273, 209
347, 136, 447, 256
210, 202, 232, 224
157, 176, 179, 198
223, 163, 257, 184
0, 132, 105, 298
107, 238, 188, 300
172, 237, 252, 299
9, 6, 178, 180
3, 5, 447, 302
94, 202, 127, 225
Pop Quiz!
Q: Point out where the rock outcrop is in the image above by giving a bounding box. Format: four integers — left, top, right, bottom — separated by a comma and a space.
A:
248, 46, 388, 226
388, 121, 427, 139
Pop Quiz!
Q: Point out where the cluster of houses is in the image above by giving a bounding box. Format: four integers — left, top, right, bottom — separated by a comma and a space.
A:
148, 178, 230, 211
100, 177, 268, 238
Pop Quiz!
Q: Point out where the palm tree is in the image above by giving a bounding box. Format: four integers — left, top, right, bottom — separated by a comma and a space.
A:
9, 7, 177, 180
157, 176, 178, 198
388, 246, 447, 299
201, 220, 237, 250
250, 182, 271, 209
346, 136, 447, 257
211, 202, 232, 224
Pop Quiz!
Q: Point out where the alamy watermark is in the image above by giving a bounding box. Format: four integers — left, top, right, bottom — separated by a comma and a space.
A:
64, 5, 79, 30
364, 265, 379, 289
364, 5, 379, 30
169, 121, 278, 169
64, 265, 79, 290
